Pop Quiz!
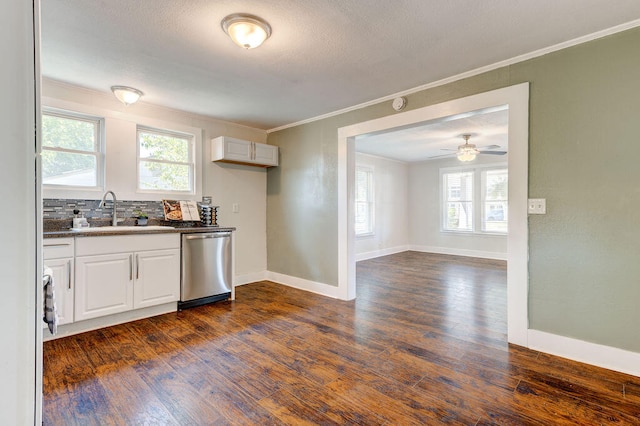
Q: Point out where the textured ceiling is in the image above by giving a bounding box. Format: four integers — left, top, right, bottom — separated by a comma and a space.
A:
355, 107, 508, 163
41, 1, 640, 130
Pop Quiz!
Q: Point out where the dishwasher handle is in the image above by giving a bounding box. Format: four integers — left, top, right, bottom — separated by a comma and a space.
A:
185, 233, 231, 240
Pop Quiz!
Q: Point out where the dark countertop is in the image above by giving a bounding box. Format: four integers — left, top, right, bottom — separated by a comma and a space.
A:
43, 218, 235, 238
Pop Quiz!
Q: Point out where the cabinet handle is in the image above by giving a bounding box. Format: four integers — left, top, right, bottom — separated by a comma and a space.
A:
67, 260, 71, 290
136, 254, 139, 280
129, 254, 133, 281
44, 243, 71, 247
251, 142, 256, 160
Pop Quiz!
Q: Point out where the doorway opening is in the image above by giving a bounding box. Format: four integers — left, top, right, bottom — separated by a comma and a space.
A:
337, 83, 530, 346
353, 105, 509, 262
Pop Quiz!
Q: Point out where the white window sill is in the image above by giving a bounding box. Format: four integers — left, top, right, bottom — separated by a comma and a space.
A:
440, 230, 507, 237
356, 232, 375, 239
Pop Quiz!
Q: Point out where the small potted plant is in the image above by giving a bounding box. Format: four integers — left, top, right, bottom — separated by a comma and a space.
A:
133, 210, 148, 226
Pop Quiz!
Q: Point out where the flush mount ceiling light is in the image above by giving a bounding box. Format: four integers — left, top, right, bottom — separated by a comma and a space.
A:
221, 13, 272, 49
457, 134, 480, 162
111, 86, 144, 106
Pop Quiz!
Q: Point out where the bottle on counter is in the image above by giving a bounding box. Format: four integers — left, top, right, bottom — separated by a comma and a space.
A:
72, 209, 89, 229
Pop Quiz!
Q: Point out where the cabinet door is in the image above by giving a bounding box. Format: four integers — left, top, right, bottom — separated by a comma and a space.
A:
42, 257, 74, 326
253, 142, 278, 166
134, 249, 180, 309
223, 137, 252, 163
75, 253, 134, 321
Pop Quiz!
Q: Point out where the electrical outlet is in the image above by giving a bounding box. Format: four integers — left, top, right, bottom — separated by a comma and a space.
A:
232, 203, 239, 213
528, 198, 546, 214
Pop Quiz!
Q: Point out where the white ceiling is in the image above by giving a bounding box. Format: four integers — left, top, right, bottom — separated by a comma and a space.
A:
41, 1, 640, 130
355, 107, 508, 163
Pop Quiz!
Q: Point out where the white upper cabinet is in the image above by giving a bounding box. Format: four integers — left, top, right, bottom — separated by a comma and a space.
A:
211, 136, 278, 167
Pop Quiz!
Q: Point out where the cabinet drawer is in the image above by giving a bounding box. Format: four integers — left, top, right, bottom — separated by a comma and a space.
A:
76, 234, 180, 256
43, 238, 74, 259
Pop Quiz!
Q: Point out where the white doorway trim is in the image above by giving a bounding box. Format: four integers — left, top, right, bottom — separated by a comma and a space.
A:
337, 83, 529, 346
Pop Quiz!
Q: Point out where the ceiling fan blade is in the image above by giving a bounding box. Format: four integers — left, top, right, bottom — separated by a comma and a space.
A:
428, 153, 456, 159
478, 150, 507, 155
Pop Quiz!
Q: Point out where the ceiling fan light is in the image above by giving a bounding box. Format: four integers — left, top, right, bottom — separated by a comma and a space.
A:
457, 150, 477, 162
457, 145, 479, 162
456, 134, 479, 161
221, 14, 271, 49
111, 86, 143, 105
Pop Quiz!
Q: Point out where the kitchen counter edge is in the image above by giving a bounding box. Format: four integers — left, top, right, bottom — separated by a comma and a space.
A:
44, 226, 235, 238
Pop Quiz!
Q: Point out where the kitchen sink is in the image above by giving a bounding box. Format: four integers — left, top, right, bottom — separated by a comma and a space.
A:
72, 225, 175, 232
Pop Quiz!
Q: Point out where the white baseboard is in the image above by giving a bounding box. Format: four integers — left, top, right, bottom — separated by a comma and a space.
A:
265, 270, 340, 299
528, 329, 640, 377
235, 271, 268, 286
409, 245, 507, 261
355, 245, 410, 261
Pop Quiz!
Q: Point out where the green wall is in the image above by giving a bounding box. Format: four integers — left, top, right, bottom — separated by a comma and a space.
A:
267, 27, 640, 353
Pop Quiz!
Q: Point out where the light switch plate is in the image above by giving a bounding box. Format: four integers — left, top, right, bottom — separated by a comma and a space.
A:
232, 203, 239, 213
528, 198, 546, 214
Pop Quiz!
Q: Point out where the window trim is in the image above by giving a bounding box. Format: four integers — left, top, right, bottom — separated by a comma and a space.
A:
136, 125, 196, 194
481, 168, 508, 233
442, 168, 475, 233
41, 108, 105, 190
355, 165, 375, 237
440, 163, 508, 235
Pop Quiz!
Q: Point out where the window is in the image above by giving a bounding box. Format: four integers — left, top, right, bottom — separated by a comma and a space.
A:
137, 127, 195, 193
41, 110, 103, 188
483, 169, 508, 233
355, 167, 374, 235
441, 165, 508, 234
443, 171, 474, 231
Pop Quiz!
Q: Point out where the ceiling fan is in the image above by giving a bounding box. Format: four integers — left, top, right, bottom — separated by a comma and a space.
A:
434, 134, 507, 162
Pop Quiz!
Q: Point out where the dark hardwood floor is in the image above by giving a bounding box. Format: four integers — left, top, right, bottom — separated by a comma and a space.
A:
43, 251, 640, 425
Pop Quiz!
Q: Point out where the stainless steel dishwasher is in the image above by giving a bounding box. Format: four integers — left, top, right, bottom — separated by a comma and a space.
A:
179, 232, 232, 309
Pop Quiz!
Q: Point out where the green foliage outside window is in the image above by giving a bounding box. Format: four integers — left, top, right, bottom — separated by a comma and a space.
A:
41, 113, 99, 186
138, 130, 192, 192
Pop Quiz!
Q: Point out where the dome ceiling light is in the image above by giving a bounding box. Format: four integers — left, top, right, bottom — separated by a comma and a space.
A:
221, 13, 272, 49
111, 86, 144, 106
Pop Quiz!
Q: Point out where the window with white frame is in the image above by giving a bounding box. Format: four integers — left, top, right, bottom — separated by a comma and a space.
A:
441, 165, 508, 234
483, 168, 508, 233
137, 126, 195, 193
443, 170, 474, 232
355, 166, 374, 235
41, 110, 104, 188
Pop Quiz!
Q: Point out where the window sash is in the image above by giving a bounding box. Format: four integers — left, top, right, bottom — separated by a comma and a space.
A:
41, 110, 103, 189
482, 168, 508, 233
443, 171, 474, 232
137, 127, 195, 193
441, 166, 507, 234
355, 167, 374, 235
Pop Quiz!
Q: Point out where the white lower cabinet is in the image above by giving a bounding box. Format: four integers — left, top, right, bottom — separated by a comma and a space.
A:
74, 234, 180, 322
43, 238, 75, 327
75, 253, 133, 321
133, 249, 180, 309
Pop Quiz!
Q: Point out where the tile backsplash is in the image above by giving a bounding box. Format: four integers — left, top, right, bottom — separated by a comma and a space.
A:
43, 198, 165, 220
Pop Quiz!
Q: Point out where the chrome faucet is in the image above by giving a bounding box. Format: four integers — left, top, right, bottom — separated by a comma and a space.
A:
99, 190, 119, 226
